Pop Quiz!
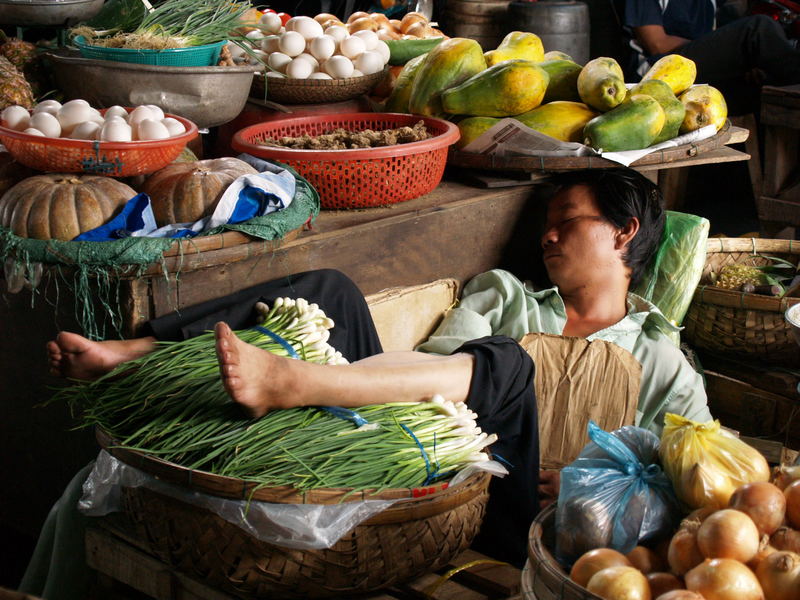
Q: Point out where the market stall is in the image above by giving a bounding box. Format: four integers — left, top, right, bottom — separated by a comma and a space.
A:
1, 2, 799, 599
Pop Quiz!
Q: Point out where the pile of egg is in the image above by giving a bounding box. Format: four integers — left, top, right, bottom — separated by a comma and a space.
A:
230, 14, 391, 80
0, 100, 187, 142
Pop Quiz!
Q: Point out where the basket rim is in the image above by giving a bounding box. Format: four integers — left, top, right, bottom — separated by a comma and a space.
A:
0, 107, 198, 151
73, 35, 226, 55
256, 66, 388, 89
231, 112, 461, 161
706, 237, 800, 255
95, 425, 491, 511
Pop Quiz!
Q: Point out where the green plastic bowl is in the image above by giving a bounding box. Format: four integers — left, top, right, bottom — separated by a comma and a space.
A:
73, 36, 225, 67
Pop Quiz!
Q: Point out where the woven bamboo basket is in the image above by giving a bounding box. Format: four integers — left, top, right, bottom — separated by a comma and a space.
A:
97, 429, 491, 599
682, 238, 800, 367
251, 68, 388, 104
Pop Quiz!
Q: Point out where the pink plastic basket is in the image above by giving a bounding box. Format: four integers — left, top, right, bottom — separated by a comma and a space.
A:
231, 113, 460, 209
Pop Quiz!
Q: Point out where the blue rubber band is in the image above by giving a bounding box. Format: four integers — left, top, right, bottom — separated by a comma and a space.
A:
401, 423, 443, 485
318, 406, 370, 428
251, 325, 299, 359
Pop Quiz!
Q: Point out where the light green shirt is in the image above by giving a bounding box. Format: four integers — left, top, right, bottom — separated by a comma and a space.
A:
416, 269, 712, 436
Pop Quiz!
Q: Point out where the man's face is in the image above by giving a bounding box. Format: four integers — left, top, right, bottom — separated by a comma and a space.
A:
540, 184, 622, 292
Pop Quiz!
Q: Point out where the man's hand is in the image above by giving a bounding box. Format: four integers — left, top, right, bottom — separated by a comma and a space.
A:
634, 25, 690, 55
538, 469, 561, 509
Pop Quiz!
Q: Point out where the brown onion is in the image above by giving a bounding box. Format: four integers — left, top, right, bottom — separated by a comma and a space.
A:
655, 592, 704, 600
668, 522, 704, 576
755, 551, 800, 600
346, 11, 371, 24
774, 466, 800, 491
730, 481, 787, 536
647, 572, 684, 597
685, 558, 764, 600
696, 508, 760, 563
684, 507, 715, 524
628, 546, 667, 574
772, 527, 800, 554
570, 548, 633, 587
748, 535, 778, 572
786, 480, 800, 529
587, 566, 651, 600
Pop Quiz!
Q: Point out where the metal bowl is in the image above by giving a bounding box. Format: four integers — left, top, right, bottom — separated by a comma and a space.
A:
46, 51, 262, 129
0, 0, 104, 26
786, 303, 800, 348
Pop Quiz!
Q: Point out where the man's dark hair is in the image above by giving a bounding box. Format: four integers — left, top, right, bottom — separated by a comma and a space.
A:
547, 168, 666, 288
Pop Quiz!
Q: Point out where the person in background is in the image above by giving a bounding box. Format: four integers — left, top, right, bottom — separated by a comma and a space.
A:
624, 0, 800, 114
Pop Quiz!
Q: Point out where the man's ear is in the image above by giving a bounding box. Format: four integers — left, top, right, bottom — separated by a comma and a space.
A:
615, 217, 640, 250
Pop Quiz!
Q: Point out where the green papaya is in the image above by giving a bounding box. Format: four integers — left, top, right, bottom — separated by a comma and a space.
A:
543, 50, 574, 62
515, 101, 599, 143
384, 53, 428, 113
577, 57, 626, 112
539, 59, 582, 103
456, 116, 500, 149
629, 79, 685, 143
441, 59, 549, 117
409, 37, 487, 117
583, 94, 666, 152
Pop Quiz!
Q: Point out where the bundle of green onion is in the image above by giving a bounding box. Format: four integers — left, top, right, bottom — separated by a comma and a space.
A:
56, 298, 496, 492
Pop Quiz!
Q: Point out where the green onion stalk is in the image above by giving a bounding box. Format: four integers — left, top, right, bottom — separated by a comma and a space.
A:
54, 298, 496, 492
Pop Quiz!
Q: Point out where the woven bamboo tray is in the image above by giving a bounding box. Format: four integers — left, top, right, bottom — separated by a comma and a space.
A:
251, 68, 388, 105
682, 238, 800, 367
96, 428, 491, 599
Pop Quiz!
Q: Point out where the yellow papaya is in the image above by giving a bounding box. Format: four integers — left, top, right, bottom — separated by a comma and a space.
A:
483, 31, 544, 67
543, 50, 574, 63
384, 52, 428, 113
456, 116, 500, 149
641, 54, 697, 95
515, 101, 599, 143
441, 60, 549, 116
679, 84, 727, 133
583, 94, 666, 151
577, 57, 627, 112
409, 38, 487, 117
629, 79, 686, 143
539, 59, 582, 103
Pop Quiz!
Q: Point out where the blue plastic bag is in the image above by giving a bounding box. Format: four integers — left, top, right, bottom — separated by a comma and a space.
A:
554, 421, 680, 566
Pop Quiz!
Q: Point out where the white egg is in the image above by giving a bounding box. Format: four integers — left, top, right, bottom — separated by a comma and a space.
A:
324, 55, 354, 78
138, 118, 171, 140
352, 29, 379, 50
144, 105, 165, 120
339, 35, 366, 59
285, 57, 314, 79
374, 40, 391, 64
104, 105, 129, 121
260, 11, 282, 34
23, 127, 44, 136
70, 121, 101, 140
61, 98, 90, 109
267, 51, 293, 73
354, 50, 384, 75
261, 35, 281, 53
32, 99, 61, 115
285, 16, 308, 32
265, 70, 283, 78
100, 119, 132, 142
90, 113, 106, 126
309, 35, 335, 61
278, 31, 306, 57
1, 105, 30, 131
324, 25, 348, 43
293, 17, 323, 40
296, 52, 319, 69
226, 41, 246, 60
29, 112, 61, 138
128, 105, 155, 129
245, 29, 265, 42
57, 102, 92, 134
161, 117, 186, 137
308, 72, 332, 80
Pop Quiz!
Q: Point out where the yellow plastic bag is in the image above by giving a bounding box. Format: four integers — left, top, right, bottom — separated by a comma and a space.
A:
658, 413, 770, 509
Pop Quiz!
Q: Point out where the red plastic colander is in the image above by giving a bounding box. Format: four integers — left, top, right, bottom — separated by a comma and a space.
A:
231, 113, 460, 209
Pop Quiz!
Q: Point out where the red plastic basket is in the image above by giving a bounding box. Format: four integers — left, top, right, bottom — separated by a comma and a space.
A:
231, 113, 460, 209
0, 109, 198, 177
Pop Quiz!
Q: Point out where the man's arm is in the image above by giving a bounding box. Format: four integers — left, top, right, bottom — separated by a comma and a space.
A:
633, 24, 690, 55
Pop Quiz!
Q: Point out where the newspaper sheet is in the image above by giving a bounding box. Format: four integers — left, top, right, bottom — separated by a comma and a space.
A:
460, 118, 718, 168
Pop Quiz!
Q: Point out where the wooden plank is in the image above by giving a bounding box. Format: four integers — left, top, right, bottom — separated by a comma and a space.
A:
762, 126, 799, 198
727, 125, 750, 145
700, 353, 800, 400
444, 549, 521, 598
758, 195, 800, 227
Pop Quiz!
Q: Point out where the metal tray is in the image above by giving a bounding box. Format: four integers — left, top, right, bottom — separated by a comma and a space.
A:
46, 51, 262, 129
0, 0, 103, 26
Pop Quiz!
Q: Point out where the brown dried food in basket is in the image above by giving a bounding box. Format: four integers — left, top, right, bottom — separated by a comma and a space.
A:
261, 120, 431, 150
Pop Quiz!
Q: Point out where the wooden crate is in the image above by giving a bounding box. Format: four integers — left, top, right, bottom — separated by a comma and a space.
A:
85, 516, 522, 600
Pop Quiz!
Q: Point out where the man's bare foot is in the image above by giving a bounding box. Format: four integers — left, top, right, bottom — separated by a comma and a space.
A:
47, 332, 156, 380
214, 322, 300, 418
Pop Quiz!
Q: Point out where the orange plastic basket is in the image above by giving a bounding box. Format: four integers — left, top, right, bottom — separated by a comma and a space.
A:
0, 109, 198, 177
231, 113, 460, 209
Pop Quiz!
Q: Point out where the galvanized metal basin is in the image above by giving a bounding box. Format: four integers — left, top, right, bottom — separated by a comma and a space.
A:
0, 0, 104, 26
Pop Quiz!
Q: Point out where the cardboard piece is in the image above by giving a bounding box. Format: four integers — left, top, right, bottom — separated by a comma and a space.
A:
519, 333, 641, 470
